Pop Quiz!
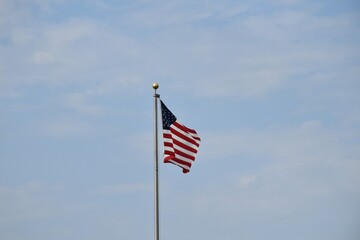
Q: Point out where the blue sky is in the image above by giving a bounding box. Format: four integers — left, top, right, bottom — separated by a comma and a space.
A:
1, 0, 360, 239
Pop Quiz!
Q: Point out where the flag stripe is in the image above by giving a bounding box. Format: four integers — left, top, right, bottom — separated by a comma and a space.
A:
172, 137, 198, 154
171, 137, 199, 155
171, 123, 200, 146
173, 145, 196, 159
170, 127, 199, 148
164, 153, 192, 166
165, 154, 193, 165
172, 142, 197, 156
173, 121, 197, 134
166, 159, 191, 173
161, 100, 201, 173
162, 124, 199, 172
164, 139, 197, 157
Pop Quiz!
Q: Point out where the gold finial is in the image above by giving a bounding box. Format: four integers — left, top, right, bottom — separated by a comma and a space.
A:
152, 82, 159, 90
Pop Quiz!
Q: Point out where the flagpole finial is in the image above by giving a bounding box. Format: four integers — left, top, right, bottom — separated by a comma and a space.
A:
152, 83, 159, 90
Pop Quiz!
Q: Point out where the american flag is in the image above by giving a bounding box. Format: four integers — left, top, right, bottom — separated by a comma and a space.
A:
160, 100, 201, 173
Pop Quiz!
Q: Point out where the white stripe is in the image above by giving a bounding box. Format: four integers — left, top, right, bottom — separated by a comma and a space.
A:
190, 132, 200, 138
171, 124, 199, 145
172, 124, 189, 136
172, 122, 200, 143
171, 131, 199, 149
163, 126, 200, 172
164, 130, 198, 155
187, 130, 200, 139
171, 123, 196, 139
165, 126, 200, 147
173, 144, 198, 156
164, 138, 198, 159
167, 160, 191, 171
164, 146, 175, 153
189, 133, 201, 144
164, 125, 200, 146
163, 129, 171, 134
173, 154, 193, 164
163, 138, 173, 143
163, 129, 173, 145
165, 151, 193, 164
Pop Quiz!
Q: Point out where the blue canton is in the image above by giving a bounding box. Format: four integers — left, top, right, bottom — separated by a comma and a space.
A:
161, 100, 177, 130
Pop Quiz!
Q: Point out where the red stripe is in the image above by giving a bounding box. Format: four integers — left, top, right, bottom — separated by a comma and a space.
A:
192, 136, 201, 141
162, 119, 200, 173
164, 141, 173, 147
172, 158, 192, 168
165, 135, 198, 155
164, 150, 175, 156
174, 149, 195, 161
173, 122, 198, 134
163, 133, 172, 138
172, 138, 198, 154
170, 127, 199, 147
164, 156, 192, 168
172, 123, 199, 140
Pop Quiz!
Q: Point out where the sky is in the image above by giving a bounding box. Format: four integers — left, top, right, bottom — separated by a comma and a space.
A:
1, 0, 360, 239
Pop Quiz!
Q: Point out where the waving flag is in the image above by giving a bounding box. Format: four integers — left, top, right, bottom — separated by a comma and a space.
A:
160, 100, 201, 173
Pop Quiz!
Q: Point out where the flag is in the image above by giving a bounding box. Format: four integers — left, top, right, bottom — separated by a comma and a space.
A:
160, 100, 201, 173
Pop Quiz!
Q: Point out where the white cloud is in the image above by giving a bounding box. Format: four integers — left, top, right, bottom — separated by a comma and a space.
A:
124, 131, 153, 161
32, 50, 56, 64
61, 92, 105, 115
204, 120, 358, 164
40, 118, 92, 137
238, 174, 257, 188
275, 10, 307, 26
0, 181, 66, 223
1, 16, 144, 93
95, 183, 152, 195
199, 120, 360, 213
2, 0, 359, 101
1, 1, 359, 239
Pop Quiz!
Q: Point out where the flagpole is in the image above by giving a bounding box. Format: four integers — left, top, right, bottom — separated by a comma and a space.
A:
153, 82, 160, 240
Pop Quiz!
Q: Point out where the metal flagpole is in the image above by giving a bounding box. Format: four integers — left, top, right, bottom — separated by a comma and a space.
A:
152, 83, 160, 240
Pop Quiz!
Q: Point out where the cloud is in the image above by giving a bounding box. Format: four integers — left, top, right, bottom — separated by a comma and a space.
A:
203, 120, 358, 164
1, 1, 359, 239
32, 50, 56, 64
40, 118, 92, 138
124, 1, 248, 27
61, 91, 105, 115
0, 181, 66, 223
95, 183, 152, 195
1, 15, 143, 92
197, 119, 360, 215
157, 119, 360, 240
238, 174, 257, 188
2, 0, 359, 102
159, 5, 360, 98
126, 131, 153, 158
